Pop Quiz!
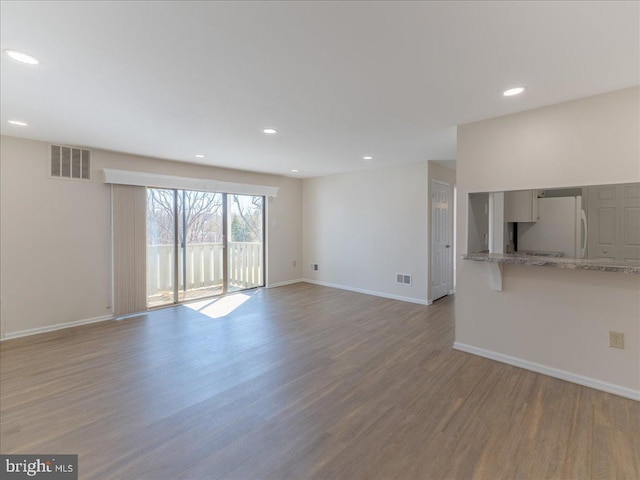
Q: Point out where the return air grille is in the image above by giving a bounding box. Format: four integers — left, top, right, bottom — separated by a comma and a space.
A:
50, 145, 91, 180
396, 273, 412, 285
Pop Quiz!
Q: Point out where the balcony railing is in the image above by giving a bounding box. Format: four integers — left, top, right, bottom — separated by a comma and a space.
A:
147, 242, 263, 298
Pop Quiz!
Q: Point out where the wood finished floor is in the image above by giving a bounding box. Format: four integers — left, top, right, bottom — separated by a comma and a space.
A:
1, 283, 638, 479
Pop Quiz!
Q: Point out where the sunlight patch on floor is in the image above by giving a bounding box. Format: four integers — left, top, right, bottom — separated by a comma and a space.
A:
184, 293, 251, 319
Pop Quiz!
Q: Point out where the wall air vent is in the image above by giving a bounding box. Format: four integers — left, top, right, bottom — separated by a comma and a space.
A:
396, 273, 412, 285
50, 145, 91, 180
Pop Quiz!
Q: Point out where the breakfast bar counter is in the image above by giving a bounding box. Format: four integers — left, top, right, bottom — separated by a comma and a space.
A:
463, 252, 640, 275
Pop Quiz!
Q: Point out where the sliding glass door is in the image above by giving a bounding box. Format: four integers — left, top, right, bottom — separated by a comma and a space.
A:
228, 195, 265, 292
146, 188, 264, 307
147, 189, 177, 308
177, 190, 224, 302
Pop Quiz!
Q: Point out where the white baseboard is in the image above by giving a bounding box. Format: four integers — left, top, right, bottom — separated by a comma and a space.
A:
453, 342, 640, 401
1, 314, 114, 341
114, 312, 149, 321
303, 278, 431, 305
267, 278, 304, 288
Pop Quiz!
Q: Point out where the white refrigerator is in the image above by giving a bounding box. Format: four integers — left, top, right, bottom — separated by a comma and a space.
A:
517, 196, 587, 258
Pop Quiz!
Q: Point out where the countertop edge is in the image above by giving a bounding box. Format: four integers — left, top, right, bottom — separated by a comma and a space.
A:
462, 253, 640, 274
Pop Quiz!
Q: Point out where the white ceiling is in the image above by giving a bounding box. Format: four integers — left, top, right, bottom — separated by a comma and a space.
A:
1, 1, 638, 178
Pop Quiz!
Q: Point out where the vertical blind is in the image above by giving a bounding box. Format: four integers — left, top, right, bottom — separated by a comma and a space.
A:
112, 184, 147, 316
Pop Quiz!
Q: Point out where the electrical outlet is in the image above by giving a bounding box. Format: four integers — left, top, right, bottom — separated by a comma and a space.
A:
293, 260, 296, 267
609, 331, 624, 349
309, 263, 318, 271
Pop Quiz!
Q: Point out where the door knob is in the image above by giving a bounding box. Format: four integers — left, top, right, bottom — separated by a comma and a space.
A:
446, 245, 451, 248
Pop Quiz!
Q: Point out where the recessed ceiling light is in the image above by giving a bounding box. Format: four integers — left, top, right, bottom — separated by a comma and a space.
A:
503, 86, 526, 97
263, 128, 278, 134
194, 154, 205, 158
3, 49, 40, 65
291, 169, 299, 173
363, 156, 373, 161
7, 120, 28, 126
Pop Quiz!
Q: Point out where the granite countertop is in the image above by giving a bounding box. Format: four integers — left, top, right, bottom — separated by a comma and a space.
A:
462, 252, 640, 274
513, 250, 564, 258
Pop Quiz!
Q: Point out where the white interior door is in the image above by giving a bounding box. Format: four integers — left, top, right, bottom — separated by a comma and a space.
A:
431, 181, 452, 301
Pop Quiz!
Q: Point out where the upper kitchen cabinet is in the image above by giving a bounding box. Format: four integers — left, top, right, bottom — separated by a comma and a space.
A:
504, 190, 539, 222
